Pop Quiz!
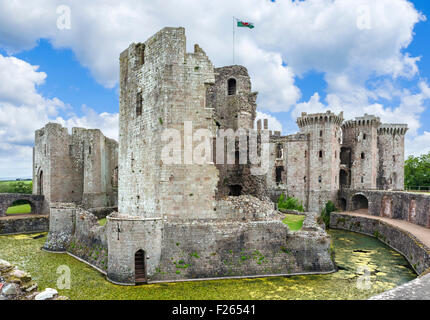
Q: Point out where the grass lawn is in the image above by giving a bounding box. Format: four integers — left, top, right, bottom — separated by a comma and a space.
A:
282, 214, 305, 231
6, 204, 32, 214
98, 218, 107, 226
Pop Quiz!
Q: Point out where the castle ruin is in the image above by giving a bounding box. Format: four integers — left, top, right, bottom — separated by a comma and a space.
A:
38, 27, 408, 285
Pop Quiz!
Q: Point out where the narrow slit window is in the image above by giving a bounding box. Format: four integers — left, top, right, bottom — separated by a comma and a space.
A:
136, 92, 143, 116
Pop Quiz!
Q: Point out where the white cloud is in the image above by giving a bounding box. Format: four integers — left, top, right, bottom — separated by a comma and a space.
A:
0, 55, 118, 178
255, 111, 283, 133
0, 0, 429, 176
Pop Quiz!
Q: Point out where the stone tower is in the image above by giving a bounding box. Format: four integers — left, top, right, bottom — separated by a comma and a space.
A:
33, 123, 118, 213
297, 111, 343, 212
377, 124, 408, 190
207, 65, 257, 130
342, 114, 380, 190
108, 27, 219, 284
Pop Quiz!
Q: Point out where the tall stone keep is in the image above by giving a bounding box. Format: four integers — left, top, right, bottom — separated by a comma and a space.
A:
109, 27, 219, 284
297, 111, 343, 211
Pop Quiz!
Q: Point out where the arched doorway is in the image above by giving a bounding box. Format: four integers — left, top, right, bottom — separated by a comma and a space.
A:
38, 170, 43, 195
6, 200, 34, 215
352, 194, 368, 211
275, 166, 284, 184
339, 198, 347, 211
135, 249, 147, 284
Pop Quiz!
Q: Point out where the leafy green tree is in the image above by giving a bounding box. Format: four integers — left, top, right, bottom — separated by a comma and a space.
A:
277, 194, 304, 212
13, 181, 33, 194
319, 201, 337, 229
405, 152, 430, 189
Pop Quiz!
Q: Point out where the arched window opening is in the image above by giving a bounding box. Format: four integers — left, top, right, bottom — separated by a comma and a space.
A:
319, 150, 323, 158
361, 152, 365, 160
318, 176, 322, 183
363, 133, 367, 140
227, 78, 236, 96
320, 130, 323, 137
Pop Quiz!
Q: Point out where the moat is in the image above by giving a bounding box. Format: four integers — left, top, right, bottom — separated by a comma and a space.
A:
0, 229, 416, 300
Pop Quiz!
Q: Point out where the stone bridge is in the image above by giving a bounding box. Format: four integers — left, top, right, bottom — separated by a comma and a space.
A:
338, 189, 430, 229
0, 194, 45, 217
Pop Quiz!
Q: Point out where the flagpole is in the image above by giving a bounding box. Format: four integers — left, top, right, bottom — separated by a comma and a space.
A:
233, 16, 235, 65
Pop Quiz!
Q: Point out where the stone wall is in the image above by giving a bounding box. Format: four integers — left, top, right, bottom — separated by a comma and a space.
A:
0, 194, 44, 217
0, 215, 48, 235
330, 212, 430, 274
106, 198, 335, 284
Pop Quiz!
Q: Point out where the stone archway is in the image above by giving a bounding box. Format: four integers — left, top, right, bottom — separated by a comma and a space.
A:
352, 194, 368, 211
5, 199, 35, 215
135, 249, 147, 284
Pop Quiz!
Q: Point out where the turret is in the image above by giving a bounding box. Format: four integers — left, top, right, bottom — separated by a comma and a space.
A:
297, 111, 343, 212
377, 124, 408, 190
342, 114, 380, 190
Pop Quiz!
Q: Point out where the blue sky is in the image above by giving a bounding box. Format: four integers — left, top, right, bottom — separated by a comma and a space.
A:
0, 0, 429, 178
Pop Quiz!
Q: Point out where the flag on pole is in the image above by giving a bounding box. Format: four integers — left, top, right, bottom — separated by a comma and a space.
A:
236, 19, 255, 29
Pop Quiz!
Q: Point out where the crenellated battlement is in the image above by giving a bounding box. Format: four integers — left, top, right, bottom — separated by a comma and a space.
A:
378, 124, 408, 135
342, 114, 381, 128
297, 111, 344, 128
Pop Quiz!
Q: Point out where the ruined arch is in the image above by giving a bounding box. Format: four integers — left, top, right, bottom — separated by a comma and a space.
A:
351, 194, 368, 211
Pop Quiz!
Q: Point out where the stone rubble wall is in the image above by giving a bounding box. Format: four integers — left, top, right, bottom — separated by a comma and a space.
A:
0, 215, 48, 235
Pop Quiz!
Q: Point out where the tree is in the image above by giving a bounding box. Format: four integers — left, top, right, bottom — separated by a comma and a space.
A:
405, 152, 430, 189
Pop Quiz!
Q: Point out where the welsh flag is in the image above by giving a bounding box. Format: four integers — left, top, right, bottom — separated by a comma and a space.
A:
237, 20, 254, 29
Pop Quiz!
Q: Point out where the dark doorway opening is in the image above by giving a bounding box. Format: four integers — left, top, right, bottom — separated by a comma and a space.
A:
38, 170, 43, 195
229, 185, 242, 196
227, 78, 236, 95
352, 194, 368, 210
135, 250, 147, 284
275, 166, 284, 184
339, 169, 349, 187
339, 198, 347, 211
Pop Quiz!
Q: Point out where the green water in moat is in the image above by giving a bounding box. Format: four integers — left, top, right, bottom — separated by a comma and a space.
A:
0, 229, 416, 300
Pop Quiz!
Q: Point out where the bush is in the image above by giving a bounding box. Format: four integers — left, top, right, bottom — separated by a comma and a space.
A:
320, 201, 337, 228
278, 194, 304, 212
